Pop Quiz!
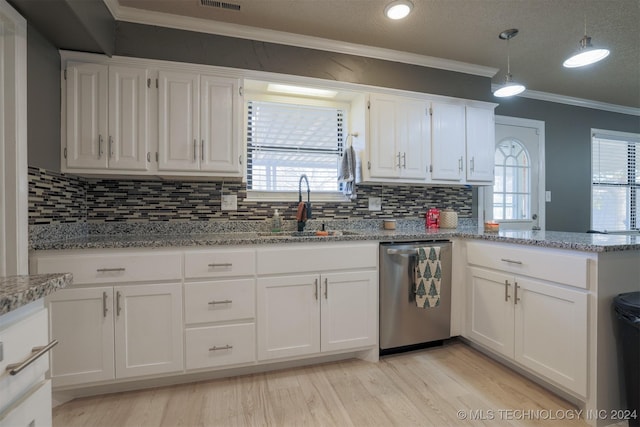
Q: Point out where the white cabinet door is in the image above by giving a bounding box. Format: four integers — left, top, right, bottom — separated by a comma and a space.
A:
514, 277, 588, 396
108, 65, 149, 171
65, 62, 108, 169
114, 283, 184, 379
398, 99, 430, 180
321, 271, 377, 352
200, 75, 241, 175
46, 287, 115, 387
431, 102, 465, 181
466, 267, 514, 358
158, 71, 200, 171
368, 94, 400, 179
465, 106, 495, 183
257, 274, 320, 361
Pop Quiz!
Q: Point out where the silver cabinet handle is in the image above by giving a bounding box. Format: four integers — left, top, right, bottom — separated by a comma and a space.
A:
396, 152, 401, 169
514, 282, 520, 305
6, 340, 58, 376
209, 345, 233, 351
97, 268, 126, 272
103, 291, 108, 317
402, 152, 407, 169
147, 152, 151, 162
458, 156, 463, 172
208, 299, 232, 305
109, 135, 114, 158
314, 278, 318, 300
324, 278, 328, 299
193, 139, 197, 162
500, 258, 523, 265
504, 280, 511, 302
239, 155, 243, 165
208, 263, 232, 268
470, 157, 475, 173
98, 134, 103, 159
201, 139, 205, 161
116, 291, 122, 316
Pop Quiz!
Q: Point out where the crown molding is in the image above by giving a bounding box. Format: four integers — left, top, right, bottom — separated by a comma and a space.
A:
491, 84, 640, 117
103, 0, 498, 78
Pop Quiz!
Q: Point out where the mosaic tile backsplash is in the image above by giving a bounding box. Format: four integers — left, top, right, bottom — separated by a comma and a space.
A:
28, 167, 473, 225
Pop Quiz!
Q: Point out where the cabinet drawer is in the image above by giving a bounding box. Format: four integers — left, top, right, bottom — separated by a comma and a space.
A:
0, 309, 50, 413
184, 279, 255, 324
185, 323, 255, 370
257, 243, 377, 275
466, 241, 588, 289
34, 251, 182, 285
0, 380, 51, 427
184, 248, 255, 279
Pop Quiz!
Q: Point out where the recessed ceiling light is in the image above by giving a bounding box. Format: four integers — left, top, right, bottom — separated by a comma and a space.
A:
267, 83, 337, 98
384, 0, 413, 20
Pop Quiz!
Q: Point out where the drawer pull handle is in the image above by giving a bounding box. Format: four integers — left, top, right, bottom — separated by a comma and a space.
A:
209, 345, 233, 351
6, 340, 58, 376
208, 263, 233, 268
97, 268, 126, 272
208, 299, 232, 305
500, 258, 523, 265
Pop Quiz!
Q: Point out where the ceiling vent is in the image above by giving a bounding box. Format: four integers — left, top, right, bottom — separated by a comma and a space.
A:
200, 0, 241, 11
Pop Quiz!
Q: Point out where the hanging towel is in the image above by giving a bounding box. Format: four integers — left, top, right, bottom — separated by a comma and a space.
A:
296, 201, 308, 222
338, 145, 357, 200
414, 246, 442, 309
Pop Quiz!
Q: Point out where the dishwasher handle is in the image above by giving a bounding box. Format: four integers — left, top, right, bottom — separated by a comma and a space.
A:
386, 248, 418, 256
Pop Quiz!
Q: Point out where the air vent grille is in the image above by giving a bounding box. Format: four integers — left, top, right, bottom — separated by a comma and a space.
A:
200, 0, 241, 11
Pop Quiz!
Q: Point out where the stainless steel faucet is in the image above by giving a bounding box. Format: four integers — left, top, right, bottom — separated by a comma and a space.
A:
298, 174, 311, 231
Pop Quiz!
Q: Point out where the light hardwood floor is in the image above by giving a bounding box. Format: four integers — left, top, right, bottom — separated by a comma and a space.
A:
53, 341, 588, 426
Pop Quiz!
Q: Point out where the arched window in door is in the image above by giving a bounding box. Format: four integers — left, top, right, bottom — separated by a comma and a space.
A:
493, 139, 531, 220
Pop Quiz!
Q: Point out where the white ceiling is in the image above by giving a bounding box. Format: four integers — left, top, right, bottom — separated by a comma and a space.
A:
113, 0, 640, 110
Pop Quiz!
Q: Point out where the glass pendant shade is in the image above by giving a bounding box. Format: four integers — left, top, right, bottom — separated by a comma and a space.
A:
563, 36, 610, 68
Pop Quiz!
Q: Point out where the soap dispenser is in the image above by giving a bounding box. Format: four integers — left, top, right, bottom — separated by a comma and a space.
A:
271, 209, 282, 232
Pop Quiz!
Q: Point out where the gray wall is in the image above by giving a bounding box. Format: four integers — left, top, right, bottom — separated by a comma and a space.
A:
495, 98, 640, 232
27, 24, 61, 172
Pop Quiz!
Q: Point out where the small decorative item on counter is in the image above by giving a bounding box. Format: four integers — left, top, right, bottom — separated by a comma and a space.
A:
271, 209, 282, 232
440, 208, 458, 229
426, 208, 440, 229
383, 219, 396, 230
484, 221, 500, 233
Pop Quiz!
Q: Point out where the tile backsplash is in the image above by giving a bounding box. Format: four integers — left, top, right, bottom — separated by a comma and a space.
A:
28, 167, 473, 225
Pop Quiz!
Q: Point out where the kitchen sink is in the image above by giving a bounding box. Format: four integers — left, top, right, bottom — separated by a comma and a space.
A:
257, 230, 361, 238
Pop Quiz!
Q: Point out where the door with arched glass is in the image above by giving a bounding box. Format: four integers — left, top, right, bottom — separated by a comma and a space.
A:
483, 117, 545, 231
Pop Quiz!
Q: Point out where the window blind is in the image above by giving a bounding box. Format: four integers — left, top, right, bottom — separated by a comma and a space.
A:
591, 130, 639, 231
246, 100, 344, 192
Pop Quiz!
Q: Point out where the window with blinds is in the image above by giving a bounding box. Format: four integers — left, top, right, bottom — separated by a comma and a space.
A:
246, 100, 344, 192
591, 129, 640, 232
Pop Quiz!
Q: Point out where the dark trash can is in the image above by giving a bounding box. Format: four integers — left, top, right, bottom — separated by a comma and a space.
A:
614, 291, 640, 427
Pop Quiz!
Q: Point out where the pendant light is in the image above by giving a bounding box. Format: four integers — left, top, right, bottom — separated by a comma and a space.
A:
563, 11, 610, 68
494, 28, 526, 98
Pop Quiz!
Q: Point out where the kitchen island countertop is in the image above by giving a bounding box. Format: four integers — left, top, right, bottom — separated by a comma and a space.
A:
0, 273, 72, 316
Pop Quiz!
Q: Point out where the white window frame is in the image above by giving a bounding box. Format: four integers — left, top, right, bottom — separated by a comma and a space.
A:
244, 92, 351, 202
590, 128, 640, 232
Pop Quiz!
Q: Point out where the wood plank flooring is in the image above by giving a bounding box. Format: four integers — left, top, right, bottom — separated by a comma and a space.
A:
53, 341, 588, 426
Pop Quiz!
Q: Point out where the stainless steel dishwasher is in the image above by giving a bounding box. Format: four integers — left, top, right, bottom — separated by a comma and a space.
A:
379, 241, 452, 354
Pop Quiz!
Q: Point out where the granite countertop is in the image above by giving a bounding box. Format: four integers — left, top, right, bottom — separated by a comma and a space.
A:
29, 224, 640, 253
0, 273, 72, 316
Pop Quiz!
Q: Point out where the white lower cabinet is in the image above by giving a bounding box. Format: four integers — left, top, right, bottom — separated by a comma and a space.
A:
257, 270, 377, 361
0, 380, 52, 427
46, 283, 183, 387
467, 262, 588, 397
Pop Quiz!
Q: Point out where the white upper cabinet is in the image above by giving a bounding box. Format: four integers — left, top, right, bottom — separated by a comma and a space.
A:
465, 106, 495, 183
366, 93, 430, 182
430, 102, 466, 182
65, 62, 149, 172
158, 71, 242, 176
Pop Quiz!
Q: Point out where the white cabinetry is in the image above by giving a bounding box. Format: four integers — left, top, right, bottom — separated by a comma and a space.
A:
256, 243, 377, 361
183, 248, 256, 371
158, 71, 241, 176
365, 93, 430, 182
430, 102, 466, 182
35, 251, 184, 387
65, 62, 149, 172
465, 106, 495, 183
465, 241, 588, 397
0, 304, 54, 427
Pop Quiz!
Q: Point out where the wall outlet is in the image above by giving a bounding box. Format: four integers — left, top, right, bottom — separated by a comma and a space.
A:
545, 191, 551, 202
368, 197, 382, 211
221, 194, 238, 211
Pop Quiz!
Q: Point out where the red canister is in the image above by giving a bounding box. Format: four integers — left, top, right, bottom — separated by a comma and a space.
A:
426, 208, 440, 228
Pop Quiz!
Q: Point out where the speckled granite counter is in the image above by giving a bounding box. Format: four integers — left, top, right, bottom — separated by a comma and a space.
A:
29, 220, 640, 252
0, 273, 72, 315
